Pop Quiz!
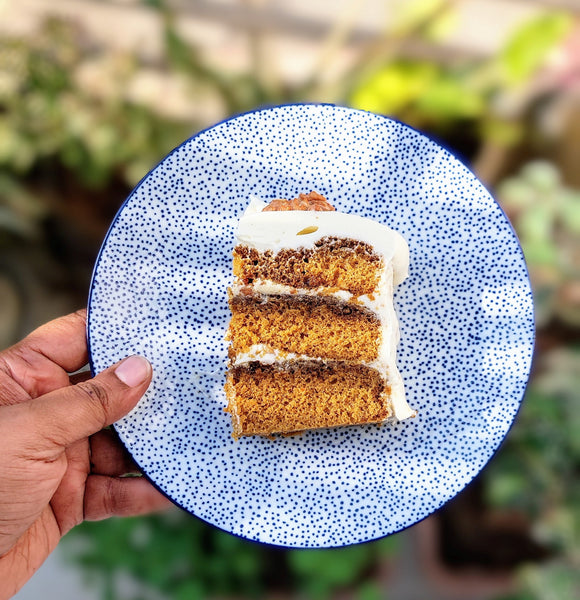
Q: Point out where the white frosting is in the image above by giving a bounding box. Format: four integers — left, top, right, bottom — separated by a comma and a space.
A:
237, 197, 410, 285
230, 280, 388, 317
231, 196, 416, 422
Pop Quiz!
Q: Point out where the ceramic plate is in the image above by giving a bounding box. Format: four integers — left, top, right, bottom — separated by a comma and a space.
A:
87, 104, 534, 548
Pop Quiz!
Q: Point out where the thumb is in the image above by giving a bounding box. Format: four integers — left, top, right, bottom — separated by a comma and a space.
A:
27, 355, 152, 450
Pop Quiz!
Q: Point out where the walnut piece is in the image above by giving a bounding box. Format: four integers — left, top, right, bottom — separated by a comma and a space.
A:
263, 191, 335, 212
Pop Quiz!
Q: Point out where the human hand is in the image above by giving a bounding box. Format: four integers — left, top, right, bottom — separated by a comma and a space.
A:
0, 310, 172, 599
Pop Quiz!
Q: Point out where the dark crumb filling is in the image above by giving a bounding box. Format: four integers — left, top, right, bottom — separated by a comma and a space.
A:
235, 236, 380, 262
229, 292, 379, 322
230, 359, 382, 379
233, 237, 382, 296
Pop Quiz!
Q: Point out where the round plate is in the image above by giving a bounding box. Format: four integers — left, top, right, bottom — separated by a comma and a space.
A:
87, 104, 534, 548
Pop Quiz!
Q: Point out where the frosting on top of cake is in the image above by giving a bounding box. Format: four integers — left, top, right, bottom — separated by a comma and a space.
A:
236, 197, 410, 286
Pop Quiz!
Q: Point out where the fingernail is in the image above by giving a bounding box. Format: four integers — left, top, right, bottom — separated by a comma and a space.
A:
115, 355, 151, 387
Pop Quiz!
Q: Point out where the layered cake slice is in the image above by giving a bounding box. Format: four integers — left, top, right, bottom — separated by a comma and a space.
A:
225, 191, 416, 438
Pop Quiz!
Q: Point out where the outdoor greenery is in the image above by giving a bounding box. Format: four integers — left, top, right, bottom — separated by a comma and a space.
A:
498, 161, 580, 327
489, 161, 579, 600
0, 17, 190, 190
1, 0, 579, 598
68, 512, 399, 600
488, 347, 580, 600
351, 12, 572, 126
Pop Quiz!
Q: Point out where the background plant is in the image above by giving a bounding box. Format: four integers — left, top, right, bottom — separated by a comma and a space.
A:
487, 347, 580, 600
0, 17, 191, 189
497, 160, 580, 327
68, 512, 399, 600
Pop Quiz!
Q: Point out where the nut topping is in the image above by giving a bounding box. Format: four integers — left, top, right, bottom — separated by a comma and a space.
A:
296, 226, 319, 235
263, 191, 335, 212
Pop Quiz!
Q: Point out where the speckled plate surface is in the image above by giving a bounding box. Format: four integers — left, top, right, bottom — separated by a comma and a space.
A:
87, 104, 534, 548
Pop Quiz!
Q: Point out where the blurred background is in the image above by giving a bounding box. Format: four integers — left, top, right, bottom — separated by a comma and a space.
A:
1, 0, 578, 598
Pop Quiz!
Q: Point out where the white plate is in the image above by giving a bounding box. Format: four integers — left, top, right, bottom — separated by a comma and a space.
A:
87, 104, 534, 548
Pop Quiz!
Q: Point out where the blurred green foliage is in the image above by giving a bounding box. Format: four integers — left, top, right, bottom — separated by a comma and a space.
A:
0, 172, 45, 243
351, 11, 573, 140
67, 510, 399, 600
501, 13, 572, 84
287, 536, 397, 600
68, 513, 267, 600
486, 349, 580, 600
0, 18, 190, 190
498, 161, 580, 326
488, 163, 580, 600
516, 561, 580, 600
351, 59, 487, 123
486, 348, 580, 517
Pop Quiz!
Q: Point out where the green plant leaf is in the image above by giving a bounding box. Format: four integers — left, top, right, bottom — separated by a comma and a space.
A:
559, 190, 580, 234
521, 160, 561, 192
498, 178, 534, 210
288, 543, 378, 599
175, 580, 206, 600
500, 13, 573, 84
141, 0, 165, 9
518, 203, 555, 243
486, 470, 529, 507
481, 118, 525, 146
356, 581, 384, 600
416, 74, 486, 120
393, 0, 451, 35
351, 61, 438, 116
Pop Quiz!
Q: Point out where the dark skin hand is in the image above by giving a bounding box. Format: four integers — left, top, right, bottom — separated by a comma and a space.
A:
0, 310, 172, 599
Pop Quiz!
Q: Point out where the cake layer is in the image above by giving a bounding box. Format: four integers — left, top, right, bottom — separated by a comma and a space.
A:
227, 293, 381, 362
233, 237, 382, 296
236, 196, 410, 286
225, 361, 392, 437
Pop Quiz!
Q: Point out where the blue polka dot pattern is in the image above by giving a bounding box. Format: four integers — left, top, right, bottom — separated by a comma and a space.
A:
87, 104, 534, 548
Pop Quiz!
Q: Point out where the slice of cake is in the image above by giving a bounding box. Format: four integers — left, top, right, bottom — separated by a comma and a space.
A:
225, 191, 416, 438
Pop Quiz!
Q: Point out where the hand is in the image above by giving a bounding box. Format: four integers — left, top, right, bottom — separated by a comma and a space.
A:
0, 310, 172, 599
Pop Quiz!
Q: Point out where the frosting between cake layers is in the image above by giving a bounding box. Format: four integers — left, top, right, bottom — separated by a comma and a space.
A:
236, 197, 410, 286
229, 266, 416, 421
230, 280, 389, 317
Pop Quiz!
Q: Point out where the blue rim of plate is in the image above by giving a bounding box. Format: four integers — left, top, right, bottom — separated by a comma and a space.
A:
87, 103, 535, 548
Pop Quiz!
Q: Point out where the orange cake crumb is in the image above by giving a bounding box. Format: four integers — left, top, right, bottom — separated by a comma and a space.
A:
225, 362, 391, 438
227, 294, 381, 362
233, 238, 382, 297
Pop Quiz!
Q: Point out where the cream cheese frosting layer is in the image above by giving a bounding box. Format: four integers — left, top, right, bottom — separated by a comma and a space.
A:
236, 197, 410, 286
230, 280, 388, 316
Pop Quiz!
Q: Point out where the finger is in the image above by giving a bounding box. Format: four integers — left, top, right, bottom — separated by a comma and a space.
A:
27, 355, 152, 452
90, 429, 140, 476
0, 368, 31, 406
0, 310, 89, 400
50, 439, 91, 536
9, 309, 88, 373
84, 475, 173, 521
